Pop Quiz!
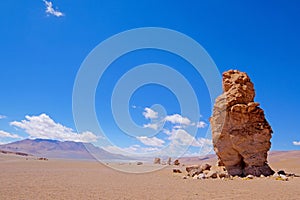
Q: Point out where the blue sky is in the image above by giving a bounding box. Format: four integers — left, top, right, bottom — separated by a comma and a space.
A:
0, 0, 300, 156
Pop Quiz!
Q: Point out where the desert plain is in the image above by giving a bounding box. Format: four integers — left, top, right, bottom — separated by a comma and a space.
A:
0, 151, 299, 200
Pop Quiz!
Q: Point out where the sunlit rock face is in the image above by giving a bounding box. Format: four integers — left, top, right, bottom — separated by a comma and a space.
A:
210, 70, 274, 177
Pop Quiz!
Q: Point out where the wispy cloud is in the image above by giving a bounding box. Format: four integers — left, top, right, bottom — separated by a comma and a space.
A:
143, 107, 158, 119
43, 0, 64, 17
293, 141, 300, 146
0, 130, 22, 139
164, 114, 191, 126
167, 129, 211, 148
10, 114, 97, 143
0, 115, 7, 119
103, 128, 213, 157
143, 123, 159, 130
118, 107, 212, 157
136, 136, 165, 147
196, 121, 207, 128
142, 107, 207, 130
165, 128, 213, 157
167, 129, 195, 146
196, 137, 213, 147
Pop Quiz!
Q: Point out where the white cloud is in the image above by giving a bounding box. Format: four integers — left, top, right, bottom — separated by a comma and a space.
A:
293, 141, 300, 146
10, 114, 97, 143
196, 137, 213, 147
0, 115, 7, 119
167, 128, 212, 148
163, 128, 213, 157
196, 121, 207, 128
142, 108, 206, 131
163, 129, 172, 135
143, 107, 158, 119
164, 114, 191, 126
173, 125, 183, 129
43, 0, 64, 17
182, 147, 213, 157
143, 123, 159, 130
0, 130, 22, 139
136, 136, 165, 147
103, 129, 213, 157
168, 129, 195, 146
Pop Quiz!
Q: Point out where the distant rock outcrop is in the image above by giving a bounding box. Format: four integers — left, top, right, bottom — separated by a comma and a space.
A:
154, 157, 161, 164
137, 162, 143, 165
172, 169, 182, 173
167, 157, 172, 165
173, 159, 180, 166
0, 150, 31, 157
210, 70, 274, 177
38, 157, 48, 161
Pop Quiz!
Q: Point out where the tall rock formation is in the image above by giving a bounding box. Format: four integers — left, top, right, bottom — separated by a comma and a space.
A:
210, 70, 274, 177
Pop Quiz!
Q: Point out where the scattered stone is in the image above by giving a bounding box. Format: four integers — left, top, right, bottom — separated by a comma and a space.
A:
274, 171, 299, 178
287, 173, 299, 177
137, 162, 143, 165
218, 172, 229, 179
246, 175, 254, 179
273, 172, 280, 178
197, 173, 206, 179
186, 165, 203, 177
186, 165, 200, 173
207, 171, 218, 179
186, 165, 201, 175
38, 157, 48, 161
185, 163, 212, 177
200, 163, 212, 171
210, 70, 274, 177
173, 159, 180, 166
173, 169, 182, 173
154, 157, 161, 164
260, 174, 265, 178
203, 170, 210, 175
182, 176, 188, 179
276, 174, 288, 181
278, 170, 286, 175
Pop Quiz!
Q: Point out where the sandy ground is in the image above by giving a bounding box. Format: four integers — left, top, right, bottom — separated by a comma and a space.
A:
0, 152, 300, 200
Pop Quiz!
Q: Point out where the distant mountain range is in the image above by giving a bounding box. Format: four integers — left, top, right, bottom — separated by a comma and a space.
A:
0, 139, 128, 160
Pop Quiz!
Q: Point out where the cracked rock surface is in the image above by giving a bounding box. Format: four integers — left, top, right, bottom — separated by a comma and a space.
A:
210, 70, 274, 177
